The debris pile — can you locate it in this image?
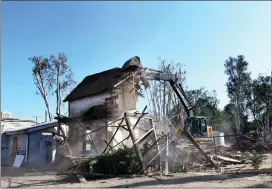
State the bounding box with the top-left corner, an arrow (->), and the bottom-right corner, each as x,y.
211,148 -> 246,167
231,132 -> 272,152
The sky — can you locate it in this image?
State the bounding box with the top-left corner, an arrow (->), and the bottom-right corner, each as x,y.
2,1 -> 271,122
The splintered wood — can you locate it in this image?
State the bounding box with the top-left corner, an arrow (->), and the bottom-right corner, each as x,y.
57,106 -> 163,176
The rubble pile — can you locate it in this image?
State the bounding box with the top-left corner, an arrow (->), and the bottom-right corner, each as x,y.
231,132 -> 272,152
166,137 -> 250,173
211,147 -> 246,167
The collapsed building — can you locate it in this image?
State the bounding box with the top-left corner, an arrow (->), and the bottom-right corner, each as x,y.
61,57 -> 160,159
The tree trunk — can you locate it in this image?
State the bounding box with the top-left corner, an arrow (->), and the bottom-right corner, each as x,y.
44,95 -> 52,121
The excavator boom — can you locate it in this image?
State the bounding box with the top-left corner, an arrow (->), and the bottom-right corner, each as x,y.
139,67 -> 215,168
141,67 -> 194,117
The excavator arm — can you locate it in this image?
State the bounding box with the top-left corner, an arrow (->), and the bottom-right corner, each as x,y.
139,67 -> 216,168
140,67 -> 194,117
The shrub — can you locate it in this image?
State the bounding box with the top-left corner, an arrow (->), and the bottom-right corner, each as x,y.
246,150 -> 267,170
79,147 -> 141,175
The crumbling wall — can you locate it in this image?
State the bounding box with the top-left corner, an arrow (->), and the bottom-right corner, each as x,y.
115,81 -> 137,112
67,78 -> 142,158
69,93 -> 117,118
83,120 -> 108,157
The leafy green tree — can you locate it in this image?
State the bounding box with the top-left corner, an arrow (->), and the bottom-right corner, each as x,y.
249,75 -> 272,133
224,55 -> 252,134
187,88 -> 220,125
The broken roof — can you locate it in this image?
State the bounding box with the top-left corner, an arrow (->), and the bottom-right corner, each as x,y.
64,56 -> 143,102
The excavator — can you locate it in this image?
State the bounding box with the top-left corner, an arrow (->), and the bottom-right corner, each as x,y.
139,67 -> 209,138
137,66 -> 216,167
123,56 -> 215,167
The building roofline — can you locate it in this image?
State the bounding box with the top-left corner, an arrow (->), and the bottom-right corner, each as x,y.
3,121 -> 60,135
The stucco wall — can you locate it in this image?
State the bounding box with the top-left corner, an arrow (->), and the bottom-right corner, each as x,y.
114,81 -> 137,112
68,80 -> 145,157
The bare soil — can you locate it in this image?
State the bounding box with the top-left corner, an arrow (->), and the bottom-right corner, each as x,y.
1,154 -> 271,188
1,168 -> 271,188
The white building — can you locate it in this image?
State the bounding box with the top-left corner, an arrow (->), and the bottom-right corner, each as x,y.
1,112 -> 12,119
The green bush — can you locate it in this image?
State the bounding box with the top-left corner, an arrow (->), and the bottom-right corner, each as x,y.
78,147 -> 141,175
246,150 -> 267,170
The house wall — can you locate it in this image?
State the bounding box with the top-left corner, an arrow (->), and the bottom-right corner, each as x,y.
1,134 -> 28,166
115,81 -> 137,112
15,134 -> 28,165
68,79 -> 142,157
81,116 -> 149,157
83,120 -> 108,157
1,134 -> 11,165
28,131 -> 55,166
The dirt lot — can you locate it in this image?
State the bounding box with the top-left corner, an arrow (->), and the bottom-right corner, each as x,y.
1,154 -> 271,188
1,168 -> 272,188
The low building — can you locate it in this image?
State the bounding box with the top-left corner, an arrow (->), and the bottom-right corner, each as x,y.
1,118 -> 36,134
1,121 -> 68,167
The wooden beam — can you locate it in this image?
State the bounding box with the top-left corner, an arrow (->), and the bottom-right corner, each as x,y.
102,117 -> 124,154
124,113 -> 145,170
149,119 -> 163,178
135,128 -> 154,145
183,129 -> 216,168
142,136 -> 164,157
133,106 -> 148,130
103,140 -> 113,150
111,136 -> 130,149
125,112 -> 149,118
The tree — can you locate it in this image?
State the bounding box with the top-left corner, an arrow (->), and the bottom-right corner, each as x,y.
187,88 -> 220,125
224,55 -> 252,134
49,53 -> 76,116
29,53 -> 76,121
249,75 -> 272,133
29,56 -> 53,121
146,58 -> 187,130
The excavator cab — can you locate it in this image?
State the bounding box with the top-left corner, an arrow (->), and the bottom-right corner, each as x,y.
185,116 -> 207,137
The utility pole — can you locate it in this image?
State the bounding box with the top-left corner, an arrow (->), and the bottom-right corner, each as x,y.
32,116 -> 41,124
45,110 -> 47,122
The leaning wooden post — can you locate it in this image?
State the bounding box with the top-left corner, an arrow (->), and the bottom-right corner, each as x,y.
124,113 -> 145,171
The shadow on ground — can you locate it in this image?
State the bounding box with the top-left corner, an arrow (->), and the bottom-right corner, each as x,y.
246,181 -> 272,188
2,174 -> 78,188
1,160 -> 72,177
108,173 -> 267,188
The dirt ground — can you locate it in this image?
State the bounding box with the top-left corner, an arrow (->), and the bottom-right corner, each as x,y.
1,154 -> 271,188
1,168 -> 272,188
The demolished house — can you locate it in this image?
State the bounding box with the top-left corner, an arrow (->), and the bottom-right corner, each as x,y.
57,56 -> 260,177
62,57 -> 160,158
